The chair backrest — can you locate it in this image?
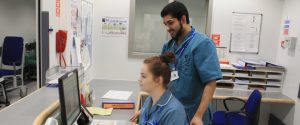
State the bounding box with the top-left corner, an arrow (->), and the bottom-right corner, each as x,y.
1,36 -> 24,67
245,89 -> 262,125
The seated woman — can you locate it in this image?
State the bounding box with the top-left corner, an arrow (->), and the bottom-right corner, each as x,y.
136,53 -> 189,125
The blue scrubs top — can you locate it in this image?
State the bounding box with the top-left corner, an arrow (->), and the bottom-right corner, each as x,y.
139,90 -> 189,125
161,27 -> 222,125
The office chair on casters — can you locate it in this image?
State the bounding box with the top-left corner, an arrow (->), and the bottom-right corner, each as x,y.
0,36 -> 27,106
212,89 -> 262,125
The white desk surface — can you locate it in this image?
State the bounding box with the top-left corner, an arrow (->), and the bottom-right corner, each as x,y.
0,79 -> 294,125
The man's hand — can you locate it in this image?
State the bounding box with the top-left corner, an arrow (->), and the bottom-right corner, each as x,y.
192,80 -> 216,125
190,116 -> 203,125
129,110 -> 141,123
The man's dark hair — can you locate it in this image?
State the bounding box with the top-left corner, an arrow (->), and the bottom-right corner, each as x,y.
161,1 -> 190,24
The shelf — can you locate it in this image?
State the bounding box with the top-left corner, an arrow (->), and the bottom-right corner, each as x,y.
217,81 -> 234,84
216,82 -> 234,89
221,68 -> 284,74
265,84 -> 281,87
220,67 -> 284,92
222,75 -> 282,81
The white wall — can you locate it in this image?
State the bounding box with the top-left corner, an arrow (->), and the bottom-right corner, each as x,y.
211,0 -> 283,63
92,0 -> 142,81
0,0 -> 36,44
41,0 -> 72,68
271,0 -> 300,124
41,0 -> 93,82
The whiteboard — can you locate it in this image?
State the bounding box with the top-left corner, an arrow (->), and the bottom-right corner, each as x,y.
229,12 -> 262,54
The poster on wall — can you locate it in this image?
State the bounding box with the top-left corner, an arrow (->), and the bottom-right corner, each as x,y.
229,12 -> 262,54
101,17 -> 128,37
283,19 -> 290,35
70,0 -> 93,70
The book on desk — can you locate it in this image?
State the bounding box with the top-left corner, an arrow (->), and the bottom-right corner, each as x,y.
102,101 -> 135,109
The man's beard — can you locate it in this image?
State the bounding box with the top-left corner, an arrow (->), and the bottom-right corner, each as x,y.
172,23 -> 184,41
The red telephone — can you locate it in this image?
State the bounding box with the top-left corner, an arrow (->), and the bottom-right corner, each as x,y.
56,30 -> 67,67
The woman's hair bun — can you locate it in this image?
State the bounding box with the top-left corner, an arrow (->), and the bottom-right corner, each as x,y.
160,51 -> 175,64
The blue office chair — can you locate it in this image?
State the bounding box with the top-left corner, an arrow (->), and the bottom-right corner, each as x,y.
0,36 -> 27,106
212,89 -> 262,125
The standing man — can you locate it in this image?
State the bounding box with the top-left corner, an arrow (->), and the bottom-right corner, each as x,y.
160,1 -> 222,125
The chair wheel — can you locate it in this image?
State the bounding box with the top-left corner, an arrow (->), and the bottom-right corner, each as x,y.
20,86 -> 28,98
5,101 -> 10,106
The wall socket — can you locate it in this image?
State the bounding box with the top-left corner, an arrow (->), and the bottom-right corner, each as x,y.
284,37 -> 297,49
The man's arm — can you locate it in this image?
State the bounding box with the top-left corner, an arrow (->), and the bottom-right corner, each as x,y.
191,80 -> 216,124
195,80 -> 216,118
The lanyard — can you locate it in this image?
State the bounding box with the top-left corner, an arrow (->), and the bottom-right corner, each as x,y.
171,30 -> 196,69
144,106 -> 163,125
144,111 -> 159,125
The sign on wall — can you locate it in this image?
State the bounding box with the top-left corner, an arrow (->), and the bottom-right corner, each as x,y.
101,17 -> 128,37
56,0 -> 60,17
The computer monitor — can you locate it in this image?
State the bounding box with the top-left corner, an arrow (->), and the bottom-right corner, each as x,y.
58,69 -> 81,125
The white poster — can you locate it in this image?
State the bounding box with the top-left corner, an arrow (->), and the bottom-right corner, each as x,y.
101,17 -> 128,37
230,12 -> 262,53
70,0 -> 93,70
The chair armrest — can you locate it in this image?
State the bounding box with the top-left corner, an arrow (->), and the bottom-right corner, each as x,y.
223,97 -> 246,111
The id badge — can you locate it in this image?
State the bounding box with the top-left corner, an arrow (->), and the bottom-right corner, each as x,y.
170,70 -> 179,81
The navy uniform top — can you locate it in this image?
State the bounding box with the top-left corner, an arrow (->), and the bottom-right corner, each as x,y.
161,27 -> 222,124
139,90 -> 189,125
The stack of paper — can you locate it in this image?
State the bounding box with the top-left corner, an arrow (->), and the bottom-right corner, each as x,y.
102,90 -> 132,100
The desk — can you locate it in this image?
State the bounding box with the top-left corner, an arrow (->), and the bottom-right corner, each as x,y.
0,79 -> 295,125
214,88 -> 295,104
0,79 -> 139,125
0,86 -> 58,125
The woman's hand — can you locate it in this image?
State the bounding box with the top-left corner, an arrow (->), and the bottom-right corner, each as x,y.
190,116 -> 203,125
130,110 -> 141,123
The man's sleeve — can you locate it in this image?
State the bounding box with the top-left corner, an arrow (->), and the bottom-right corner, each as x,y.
193,38 -> 222,85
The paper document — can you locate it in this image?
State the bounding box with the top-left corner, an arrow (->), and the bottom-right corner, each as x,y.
102,90 -> 132,100
48,79 -> 58,84
87,107 -> 113,116
91,120 -> 132,125
47,79 -> 59,87
91,120 -> 117,125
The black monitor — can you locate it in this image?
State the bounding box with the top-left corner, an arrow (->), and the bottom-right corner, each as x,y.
58,69 -> 81,125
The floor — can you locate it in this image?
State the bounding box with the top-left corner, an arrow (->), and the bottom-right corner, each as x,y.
0,79 -> 37,110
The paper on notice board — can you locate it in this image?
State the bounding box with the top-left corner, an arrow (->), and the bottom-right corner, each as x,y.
102,90 -> 132,100
230,12 -> 262,53
74,37 -> 82,63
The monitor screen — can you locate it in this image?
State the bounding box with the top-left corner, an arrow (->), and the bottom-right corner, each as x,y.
58,70 -> 81,125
